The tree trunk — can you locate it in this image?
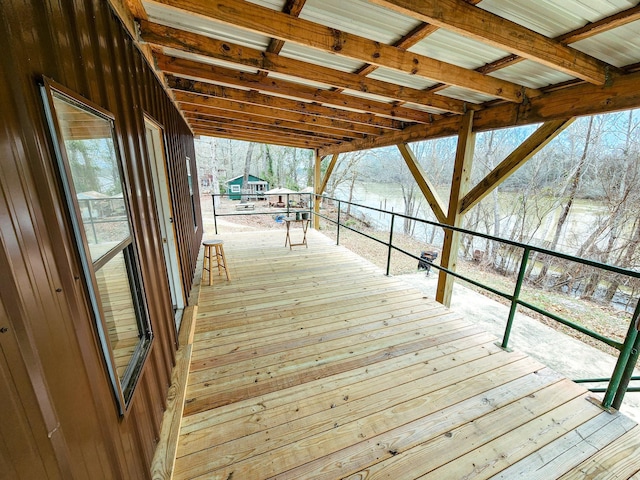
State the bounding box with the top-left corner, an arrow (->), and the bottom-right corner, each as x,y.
537,116 -> 593,285
241,142 -> 255,202
346,169 -> 357,217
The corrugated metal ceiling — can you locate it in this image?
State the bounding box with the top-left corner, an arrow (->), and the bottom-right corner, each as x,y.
134,0 -> 640,151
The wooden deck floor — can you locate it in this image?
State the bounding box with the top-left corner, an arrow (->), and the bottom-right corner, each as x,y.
174,230 -> 640,479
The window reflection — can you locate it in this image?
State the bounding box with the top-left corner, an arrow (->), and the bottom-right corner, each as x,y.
53,95 -> 131,262
94,251 -> 139,380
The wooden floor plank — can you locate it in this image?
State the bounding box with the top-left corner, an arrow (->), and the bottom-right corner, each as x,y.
418,392 -> 602,479
173,230 -> 639,480
558,426 -> 640,479
180,332 -> 497,435
496,412 -> 637,479
177,340 -> 508,460
281,367 -> 564,480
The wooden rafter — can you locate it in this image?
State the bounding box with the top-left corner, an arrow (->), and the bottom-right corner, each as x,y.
348,0 -> 483,83
343,23 -> 440,84
177,101 -> 378,139
557,5 -> 640,44
150,0 -> 536,102
371,0 -> 613,85
264,0 -> 306,55
168,79 -> 400,128
190,119 -> 338,144
155,54 -> 419,126
141,21 -> 469,114
319,69 -> 640,155
193,127 -> 325,149
181,111 -> 370,140
477,5 -> 640,77
188,117 -> 361,142
170,85 -> 384,136
460,118 -> 575,214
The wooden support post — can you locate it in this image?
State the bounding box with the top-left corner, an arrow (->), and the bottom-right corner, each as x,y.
313,151 -> 322,229
397,143 -> 447,223
436,111 -> 475,307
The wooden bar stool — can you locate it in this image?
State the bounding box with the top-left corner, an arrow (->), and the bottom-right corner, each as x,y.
202,239 -> 230,285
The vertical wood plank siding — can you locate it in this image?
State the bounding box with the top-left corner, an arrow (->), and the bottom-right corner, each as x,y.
0,0 -> 202,477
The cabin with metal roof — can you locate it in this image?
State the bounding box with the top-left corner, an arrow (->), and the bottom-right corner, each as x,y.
1,0 -> 640,478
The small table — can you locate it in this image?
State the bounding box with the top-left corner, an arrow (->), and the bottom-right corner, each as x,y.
284,216 -> 310,249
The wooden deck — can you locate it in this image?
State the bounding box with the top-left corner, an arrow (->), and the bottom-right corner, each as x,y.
174,230 -> 640,479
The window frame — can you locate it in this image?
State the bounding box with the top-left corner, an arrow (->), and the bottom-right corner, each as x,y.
41,78 -> 153,415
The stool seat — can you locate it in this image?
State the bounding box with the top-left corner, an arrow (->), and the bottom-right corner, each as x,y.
202,239 -> 230,285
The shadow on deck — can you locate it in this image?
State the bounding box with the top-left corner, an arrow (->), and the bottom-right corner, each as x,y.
174,229 -> 640,479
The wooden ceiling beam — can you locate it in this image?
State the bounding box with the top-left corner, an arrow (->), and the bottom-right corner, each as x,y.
173,90 -> 391,135
189,118 -> 345,143
193,127 -> 323,149
168,77 -> 388,136
187,115 -> 363,142
150,0 -> 535,102
349,23 -> 440,80
194,122 -> 329,145
371,0 -> 613,85
477,5 -> 640,76
264,0 -> 306,55
155,54 -> 415,128
557,5 -> 640,44
182,110 -> 369,140
347,0 -> 484,84
159,59 -> 433,125
319,69 -> 640,156
176,97 -> 381,137
141,21 -> 469,115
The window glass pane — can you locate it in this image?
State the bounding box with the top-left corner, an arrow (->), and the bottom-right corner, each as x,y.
52,93 -> 131,262
94,250 -> 141,381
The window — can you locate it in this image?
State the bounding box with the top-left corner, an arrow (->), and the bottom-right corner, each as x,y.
42,80 -> 152,414
231,184 -> 241,193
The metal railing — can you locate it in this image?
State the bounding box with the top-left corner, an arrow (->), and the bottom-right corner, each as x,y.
211,192 -> 640,411
211,192 -> 313,235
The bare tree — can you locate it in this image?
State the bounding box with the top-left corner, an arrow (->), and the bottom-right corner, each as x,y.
241,142 -> 255,202
536,116 -> 594,285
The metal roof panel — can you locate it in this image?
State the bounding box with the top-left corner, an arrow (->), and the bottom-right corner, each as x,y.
143,0 -> 271,49
478,0 -> 636,37
490,60 -> 575,89
279,43 -> 365,73
300,0 -> 421,44
572,21 -> 640,67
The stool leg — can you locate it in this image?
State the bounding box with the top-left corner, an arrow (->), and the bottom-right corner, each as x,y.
219,245 -> 231,281
204,245 -> 212,286
213,244 -> 222,277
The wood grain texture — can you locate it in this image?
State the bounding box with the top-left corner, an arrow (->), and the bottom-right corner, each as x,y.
172,230 -> 638,479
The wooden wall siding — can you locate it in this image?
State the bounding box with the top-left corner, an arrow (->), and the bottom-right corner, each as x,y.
0,0 -> 201,478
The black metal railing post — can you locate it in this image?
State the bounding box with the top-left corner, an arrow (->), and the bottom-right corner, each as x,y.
386,213 -> 395,276
212,194 -> 218,235
336,200 -> 341,246
86,200 -> 99,243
